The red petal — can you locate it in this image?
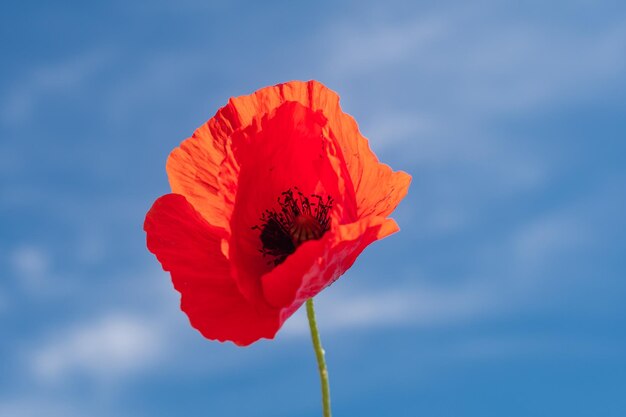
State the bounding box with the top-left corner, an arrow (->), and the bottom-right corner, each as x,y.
144,194 -> 279,346
226,101 -> 358,304
166,80 -> 410,231
228,80 -> 411,218
166,124 -> 233,232
261,216 -> 399,315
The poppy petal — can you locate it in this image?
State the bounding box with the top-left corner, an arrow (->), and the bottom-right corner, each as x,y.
261,216 -> 399,311
227,80 -> 411,218
167,80 -> 409,230
225,101 -> 359,305
166,123 -> 233,232
144,193 -> 279,346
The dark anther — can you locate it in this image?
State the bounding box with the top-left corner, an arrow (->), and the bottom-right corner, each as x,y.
252,188 -> 333,265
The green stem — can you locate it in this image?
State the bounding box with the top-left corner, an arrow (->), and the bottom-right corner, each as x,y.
306,298 -> 332,417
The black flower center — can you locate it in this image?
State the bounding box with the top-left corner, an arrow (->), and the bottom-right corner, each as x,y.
253,188 -> 333,265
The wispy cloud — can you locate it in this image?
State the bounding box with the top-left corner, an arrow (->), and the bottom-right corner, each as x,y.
1,48 -> 114,126
512,211 -> 587,269
9,245 -> 50,294
324,10 -> 626,117
0,399 -> 85,417
29,312 -> 163,384
282,282 -> 499,337
360,112 -> 440,153
324,15 -> 447,77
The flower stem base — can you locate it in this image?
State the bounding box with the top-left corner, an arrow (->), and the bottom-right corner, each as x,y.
306,298 -> 332,417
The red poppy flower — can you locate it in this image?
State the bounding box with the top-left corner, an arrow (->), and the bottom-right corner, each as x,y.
144,80 -> 411,346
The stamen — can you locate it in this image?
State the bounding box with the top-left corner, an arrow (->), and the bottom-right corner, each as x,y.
252,188 -> 333,265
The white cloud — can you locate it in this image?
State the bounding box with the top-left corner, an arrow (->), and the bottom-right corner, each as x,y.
101,50 -> 217,125
513,212 -> 586,268
281,283 -> 498,337
324,10 -> 626,118
9,245 -> 50,292
10,245 -> 49,277
1,48 -> 113,125
0,400 -> 83,417
30,313 -> 163,383
74,228 -> 107,267
324,16 -> 447,76
450,23 -> 626,115
361,112 -> 440,152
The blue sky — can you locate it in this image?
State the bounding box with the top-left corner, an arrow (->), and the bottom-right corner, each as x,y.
1,1 -> 626,416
